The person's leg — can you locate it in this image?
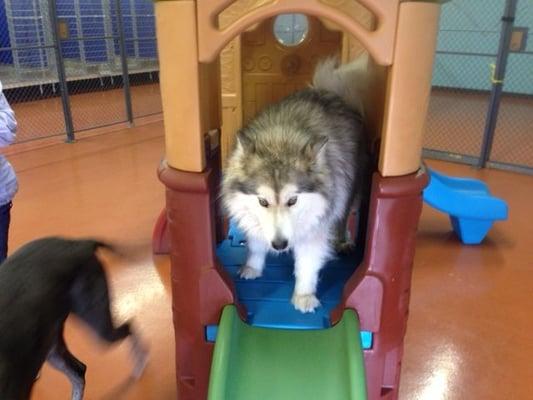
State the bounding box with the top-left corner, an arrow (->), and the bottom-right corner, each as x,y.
0,201 -> 12,263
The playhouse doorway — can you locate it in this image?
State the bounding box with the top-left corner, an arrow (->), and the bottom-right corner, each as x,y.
219,14 -> 346,163
240,14 -> 342,124
218,6 -> 375,164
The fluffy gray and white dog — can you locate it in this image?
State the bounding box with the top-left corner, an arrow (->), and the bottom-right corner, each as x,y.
221,56 -> 371,313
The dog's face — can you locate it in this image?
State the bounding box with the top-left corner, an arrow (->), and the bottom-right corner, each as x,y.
222,132 -> 329,251
227,182 -> 328,251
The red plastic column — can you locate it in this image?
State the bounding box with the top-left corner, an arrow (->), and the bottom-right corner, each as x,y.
158,149 -> 235,400
333,170 -> 428,400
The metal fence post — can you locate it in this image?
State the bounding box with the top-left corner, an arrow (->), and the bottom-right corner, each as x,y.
478,0 -> 518,168
114,0 -> 134,125
47,0 -> 75,142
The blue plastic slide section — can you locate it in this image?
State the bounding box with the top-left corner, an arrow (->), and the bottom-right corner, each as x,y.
215,221 -> 373,348
205,324 -> 373,350
423,168 -> 508,244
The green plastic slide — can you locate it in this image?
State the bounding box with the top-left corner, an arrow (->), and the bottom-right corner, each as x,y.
208,306 -> 367,400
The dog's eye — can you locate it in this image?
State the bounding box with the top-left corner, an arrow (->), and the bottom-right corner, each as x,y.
258,197 -> 269,208
287,196 -> 298,207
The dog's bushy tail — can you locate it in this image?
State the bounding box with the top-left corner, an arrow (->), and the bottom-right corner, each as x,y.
312,53 -> 369,116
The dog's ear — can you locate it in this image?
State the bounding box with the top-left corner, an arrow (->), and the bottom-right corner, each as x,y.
236,131 -> 255,153
302,136 -> 328,159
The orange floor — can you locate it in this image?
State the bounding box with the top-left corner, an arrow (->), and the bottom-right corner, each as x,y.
8,124 -> 175,400
4,123 -> 533,399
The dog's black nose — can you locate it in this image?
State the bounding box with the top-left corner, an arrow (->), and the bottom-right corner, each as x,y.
271,239 -> 288,250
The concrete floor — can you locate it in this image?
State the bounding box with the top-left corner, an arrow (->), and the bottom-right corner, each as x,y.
5,122 -> 533,399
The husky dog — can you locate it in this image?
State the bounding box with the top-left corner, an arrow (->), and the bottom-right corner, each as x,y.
221,56 -> 371,313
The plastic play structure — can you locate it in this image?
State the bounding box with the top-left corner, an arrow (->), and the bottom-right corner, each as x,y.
152,1 -> 445,399
423,168 -> 508,244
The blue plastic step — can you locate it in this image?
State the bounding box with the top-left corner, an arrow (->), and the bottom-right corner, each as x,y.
216,222 -> 364,330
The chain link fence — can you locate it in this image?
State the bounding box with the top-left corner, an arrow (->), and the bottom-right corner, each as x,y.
120,0 -> 161,118
0,0 -> 67,141
424,0 -> 533,174
0,0 -> 161,143
489,0 -> 533,172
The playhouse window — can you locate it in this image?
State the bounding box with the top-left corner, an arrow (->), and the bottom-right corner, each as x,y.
273,14 -> 309,47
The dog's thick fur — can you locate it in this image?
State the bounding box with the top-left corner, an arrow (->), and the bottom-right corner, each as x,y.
0,237 -> 147,400
222,56 -> 371,313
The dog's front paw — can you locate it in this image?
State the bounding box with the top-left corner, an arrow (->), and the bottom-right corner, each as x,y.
239,265 -> 262,280
291,293 -> 321,313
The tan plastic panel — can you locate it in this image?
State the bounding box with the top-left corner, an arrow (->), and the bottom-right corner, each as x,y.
219,0 -> 276,29
155,1 -> 205,171
364,56 -> 387,143
322,0 -> 375,37
220,37 -> 243,166
199,61 -> 222,134
378,1 -> 440,176
197,0 -> 399,66
219,4 -> 246,166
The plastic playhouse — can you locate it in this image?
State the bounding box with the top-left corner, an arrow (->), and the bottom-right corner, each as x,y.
423,168 -> 508,245
152,1 -> 445,399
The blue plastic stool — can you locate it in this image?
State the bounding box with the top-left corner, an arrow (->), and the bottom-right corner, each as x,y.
423,168 -> 508,244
